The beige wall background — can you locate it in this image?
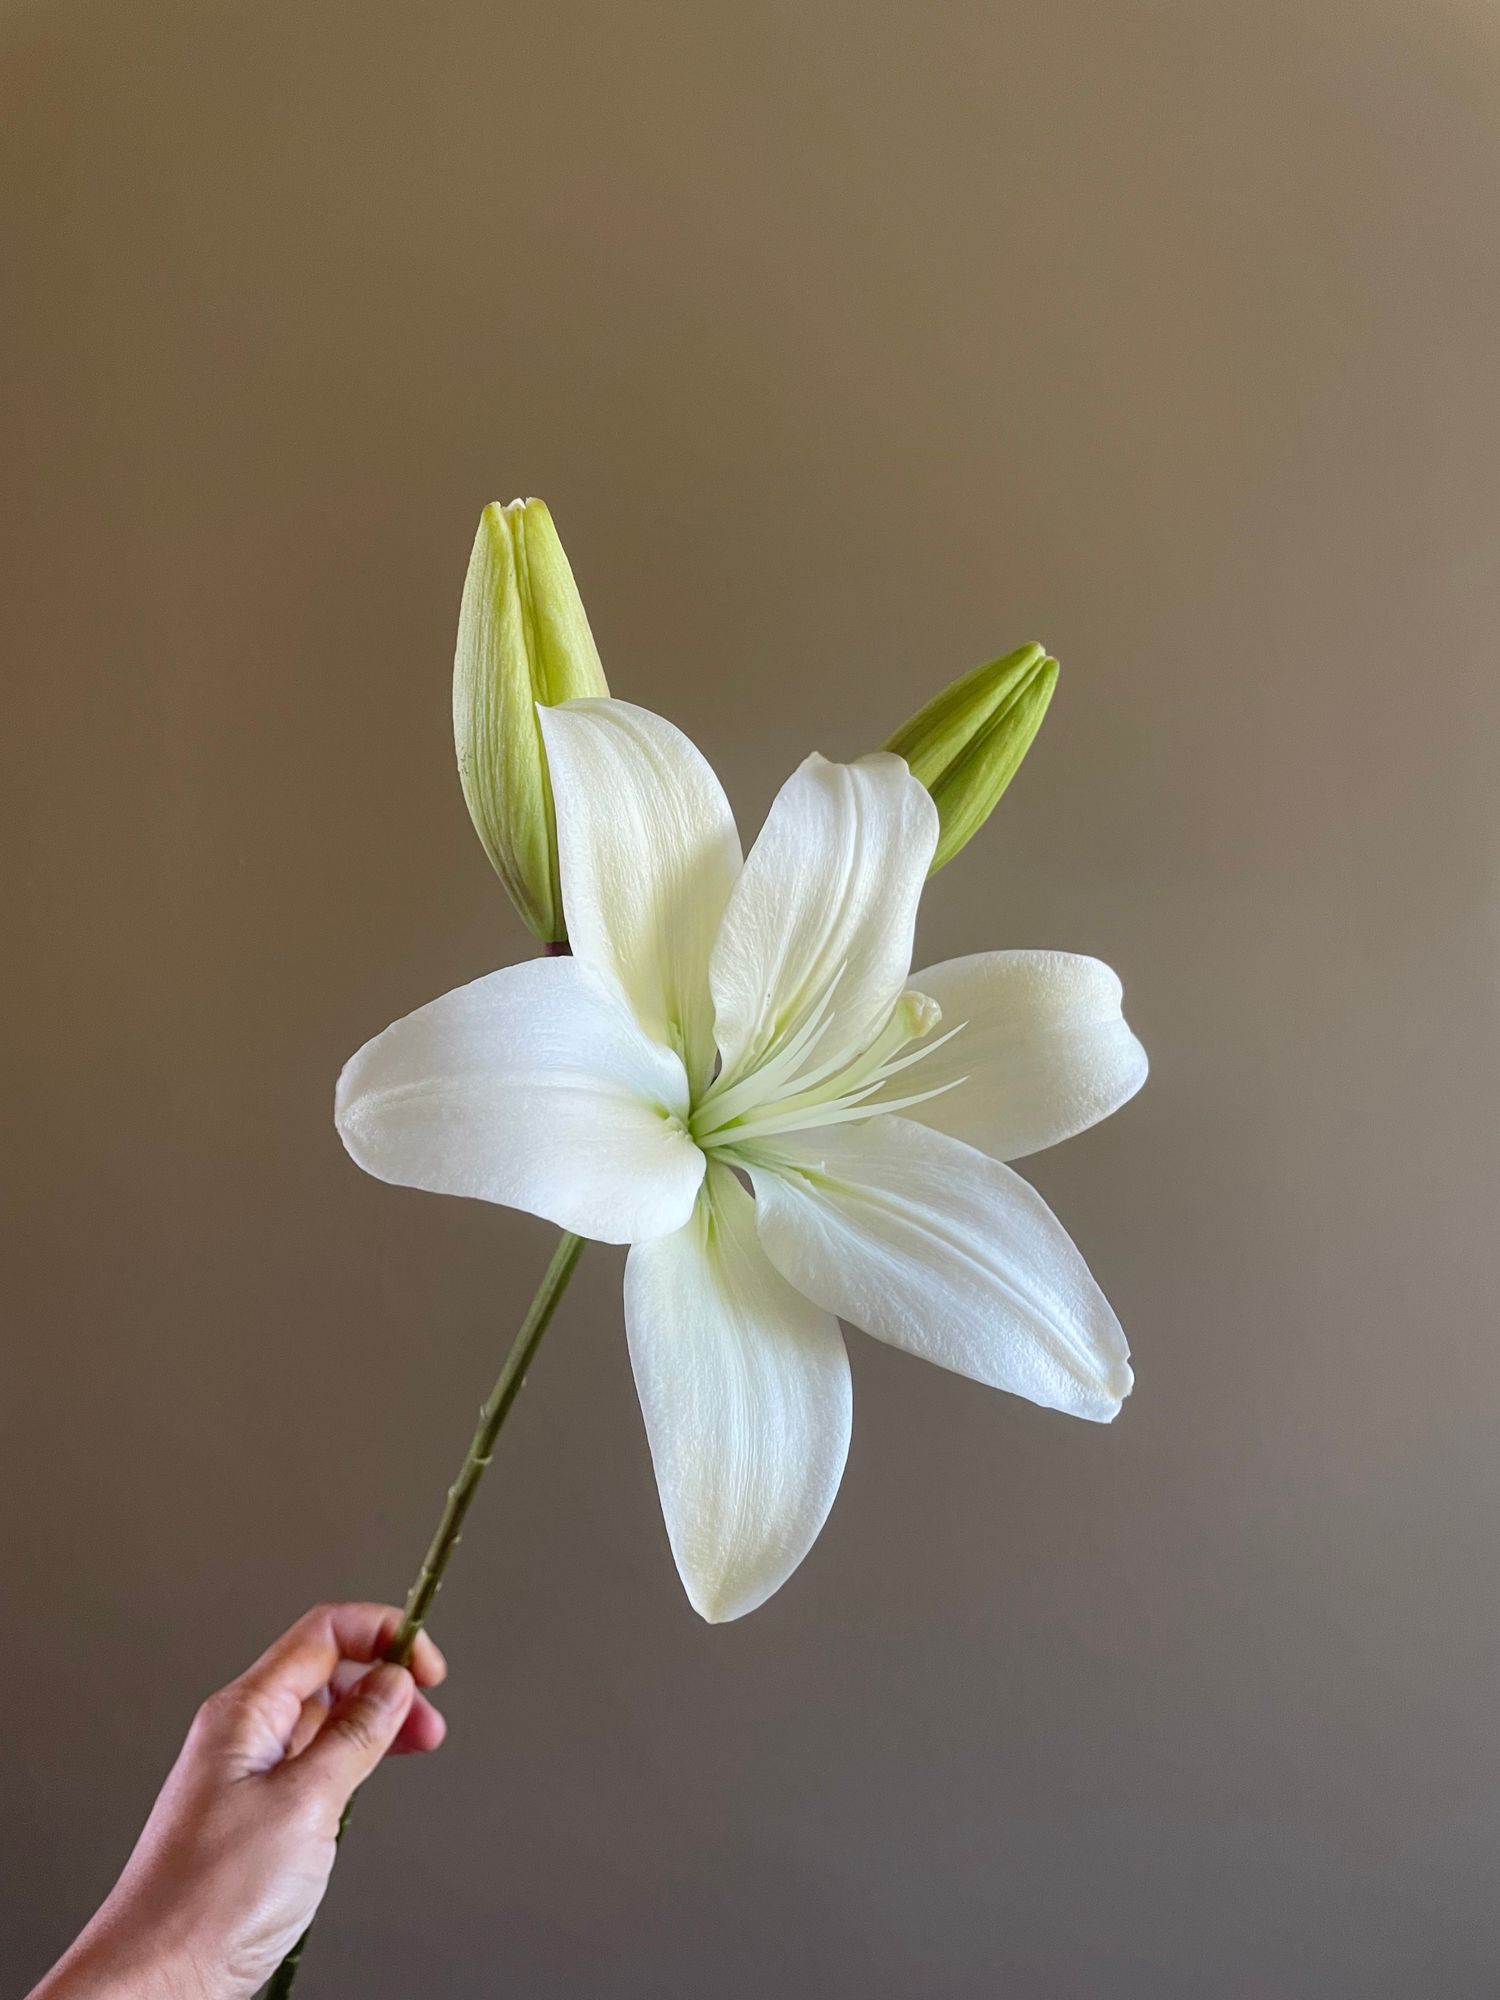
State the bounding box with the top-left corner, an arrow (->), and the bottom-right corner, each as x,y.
4,2 -> 1499,1994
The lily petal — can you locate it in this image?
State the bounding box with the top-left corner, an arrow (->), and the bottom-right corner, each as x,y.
540,700 -> 741,1095
708,752 -> 938,1092
747,1116 -> 1132,1421
336,957 -> 705,1244
624,1164 -> 852,1622
870,951 -> 1148,1161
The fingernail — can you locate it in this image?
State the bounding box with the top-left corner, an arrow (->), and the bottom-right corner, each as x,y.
362,1663 -> 410,1712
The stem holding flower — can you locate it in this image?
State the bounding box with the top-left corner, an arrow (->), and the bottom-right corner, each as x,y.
263,1228 -> 586,1998
384,1228 -> 585,1665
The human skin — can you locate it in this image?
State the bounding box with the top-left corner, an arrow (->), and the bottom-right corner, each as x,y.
26,1603 -> 448,2000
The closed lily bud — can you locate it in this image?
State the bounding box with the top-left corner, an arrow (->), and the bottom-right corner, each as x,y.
885,642 -> 1058,873
453,499 -> 609,942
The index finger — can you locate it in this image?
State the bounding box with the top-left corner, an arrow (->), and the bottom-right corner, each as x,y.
236,1602 -> 447,1704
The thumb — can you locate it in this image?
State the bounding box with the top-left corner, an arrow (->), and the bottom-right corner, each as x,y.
292,1663 -> 415,1806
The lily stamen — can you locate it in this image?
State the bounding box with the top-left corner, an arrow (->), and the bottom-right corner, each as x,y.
691,990 -> 952,1146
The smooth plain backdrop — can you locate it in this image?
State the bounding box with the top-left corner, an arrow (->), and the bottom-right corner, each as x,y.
4,2 -> 1499,1995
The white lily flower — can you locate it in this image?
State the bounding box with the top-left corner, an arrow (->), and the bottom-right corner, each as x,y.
336,701 -> 1147,1622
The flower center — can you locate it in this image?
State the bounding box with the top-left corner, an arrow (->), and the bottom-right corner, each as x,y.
688,988 -> 964,1154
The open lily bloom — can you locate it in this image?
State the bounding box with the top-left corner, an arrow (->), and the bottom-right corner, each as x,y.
337,701 -> 1147,1621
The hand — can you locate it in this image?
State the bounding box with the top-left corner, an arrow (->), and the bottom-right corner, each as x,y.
29,1603 -> 448,2000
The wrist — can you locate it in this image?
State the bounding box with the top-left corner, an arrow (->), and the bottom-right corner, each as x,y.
29,1910 -> 214,2000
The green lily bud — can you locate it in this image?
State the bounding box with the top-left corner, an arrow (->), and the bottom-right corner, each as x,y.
453,499 -> 609,943
885,642 -> 1058,873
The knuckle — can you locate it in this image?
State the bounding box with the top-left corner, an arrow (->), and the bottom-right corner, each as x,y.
194,1678 -> 284,1748
192,1684 -> 239,1734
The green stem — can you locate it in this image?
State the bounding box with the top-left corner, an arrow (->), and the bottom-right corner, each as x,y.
262,1228 -> 586,1999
